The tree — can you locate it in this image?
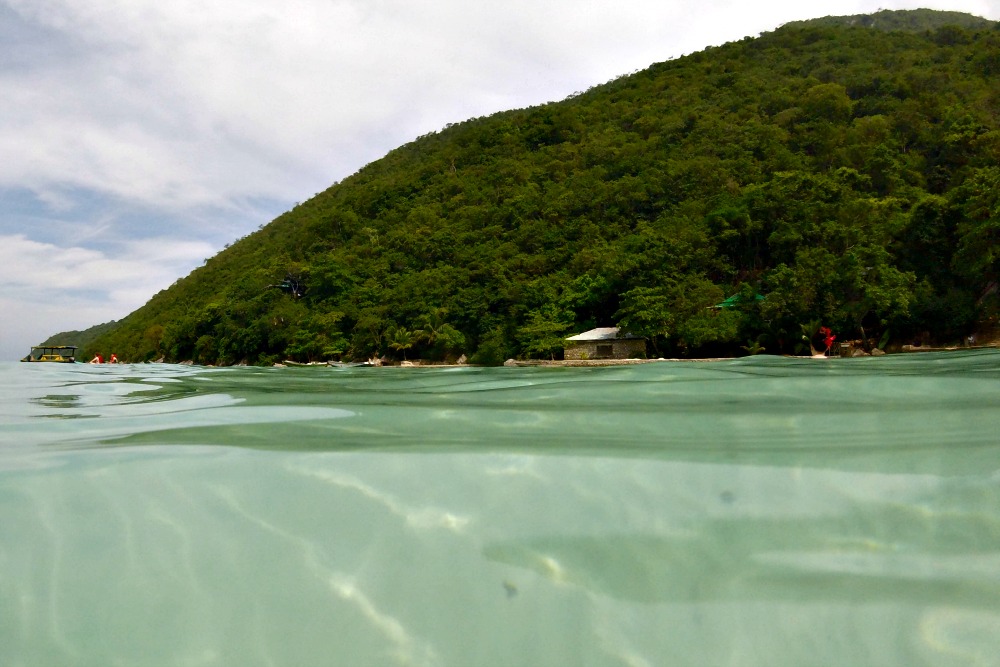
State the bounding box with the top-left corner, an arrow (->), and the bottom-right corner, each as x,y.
953,167 -> 1000,292
615,287 -> 674,354
414,308 -> 466,360
517,306 -> 573,359
386,325 -> 416,360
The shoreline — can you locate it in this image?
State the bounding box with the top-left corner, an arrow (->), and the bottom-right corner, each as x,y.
91,343 -> 996,368
501,357 -> 729,367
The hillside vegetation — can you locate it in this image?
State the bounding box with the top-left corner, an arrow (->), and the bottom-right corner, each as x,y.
785,7 -> 995,31
87,11 -> 1000,364
42,320 -> 119,350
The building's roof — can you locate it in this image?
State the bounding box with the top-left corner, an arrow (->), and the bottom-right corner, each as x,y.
714,293 -> 765,309
565,327 -> 642,342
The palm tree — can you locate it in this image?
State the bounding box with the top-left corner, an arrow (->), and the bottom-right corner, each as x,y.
386,325 -> 415,360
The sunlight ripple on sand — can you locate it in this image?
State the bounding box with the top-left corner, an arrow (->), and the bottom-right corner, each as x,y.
288,466 -> 470,533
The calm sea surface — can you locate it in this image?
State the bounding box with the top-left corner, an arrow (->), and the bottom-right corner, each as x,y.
2,352 -> 1000,666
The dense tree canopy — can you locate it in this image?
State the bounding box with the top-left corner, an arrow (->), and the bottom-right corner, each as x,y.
81,11 -> 1000,364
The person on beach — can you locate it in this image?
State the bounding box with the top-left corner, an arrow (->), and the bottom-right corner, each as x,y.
822,327 -> 836,352
810,326 -> 836,357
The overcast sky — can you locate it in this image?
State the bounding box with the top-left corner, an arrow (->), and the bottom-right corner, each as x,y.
2,0 -> 998,360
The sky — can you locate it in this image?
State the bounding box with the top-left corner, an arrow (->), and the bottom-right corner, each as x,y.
2,0 -> 998,360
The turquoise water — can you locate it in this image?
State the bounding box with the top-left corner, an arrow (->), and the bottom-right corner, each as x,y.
2,352 -> 1000,666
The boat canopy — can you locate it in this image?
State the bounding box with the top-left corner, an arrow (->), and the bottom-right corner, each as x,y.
21,345 -> 78,363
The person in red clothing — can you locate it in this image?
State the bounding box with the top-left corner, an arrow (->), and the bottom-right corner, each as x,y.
109,353 -> 119,364
821,326 -> 836,352
809,326 -> 836,356
89,354 -> 103,364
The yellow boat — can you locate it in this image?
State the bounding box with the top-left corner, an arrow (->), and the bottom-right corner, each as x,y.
21,345 -> 79,363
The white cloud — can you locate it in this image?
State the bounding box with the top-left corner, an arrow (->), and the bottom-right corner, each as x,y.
0,233 -> 212,294
0,234 -> 213,359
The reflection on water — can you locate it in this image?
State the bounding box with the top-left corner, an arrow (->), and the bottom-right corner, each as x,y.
1,352 -> 1000,666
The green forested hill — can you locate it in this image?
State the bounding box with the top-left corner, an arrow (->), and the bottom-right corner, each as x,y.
42,320 -> 119,350
785,8 -> 996,31
88,11 -> 1000,364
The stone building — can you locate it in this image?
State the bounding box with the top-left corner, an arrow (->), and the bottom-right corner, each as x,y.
564,327 -> 646,360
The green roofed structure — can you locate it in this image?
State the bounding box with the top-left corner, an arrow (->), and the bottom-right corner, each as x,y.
714,293 -> 765,309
